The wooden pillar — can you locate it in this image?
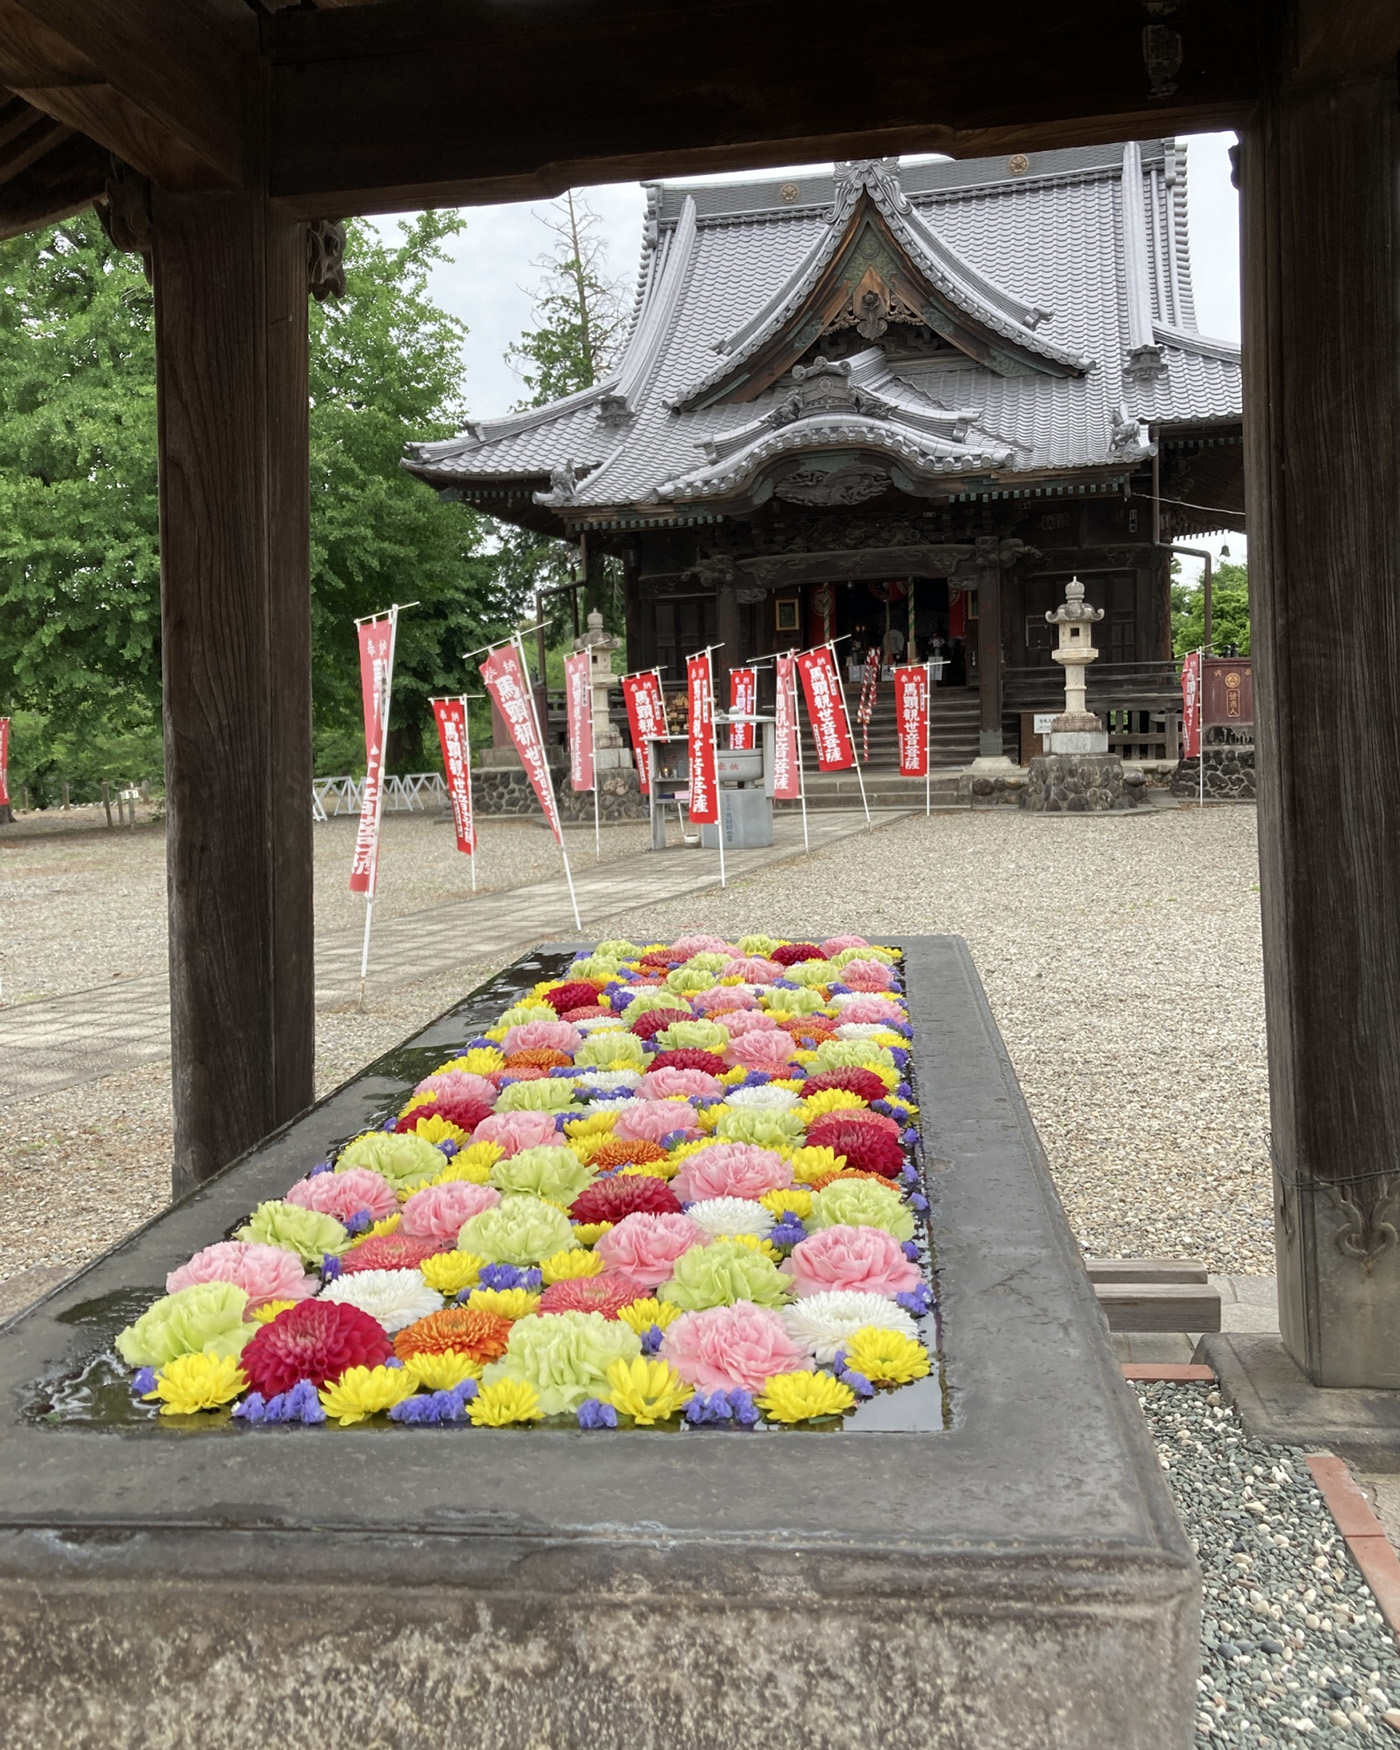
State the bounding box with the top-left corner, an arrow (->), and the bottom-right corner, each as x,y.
976,565 -> 1004,757
151,190 -> 315,1199
1242,65 -> 1400,1387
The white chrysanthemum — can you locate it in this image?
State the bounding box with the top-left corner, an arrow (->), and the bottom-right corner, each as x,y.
320,1268 -> 442,1333
781,1291 -> 920,1364
571,1068 -> 643,1090
829,993 -> 904,1013
574,1016 -> 626,1034
684,1197 -> 776,1239
835,1022 -> 901,1040
722,1084 -> 799,1112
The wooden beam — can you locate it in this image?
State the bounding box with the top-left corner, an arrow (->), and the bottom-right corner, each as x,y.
0,123 -> 105,238
266,0 -> 1269,216
0,0 -> 253,191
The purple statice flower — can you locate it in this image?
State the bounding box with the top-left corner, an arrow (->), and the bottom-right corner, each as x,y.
896,1286 -> 935,1318
465,1037 -> 495,1052
892,1022 -> 914,1040
742,1070 -> 771,1088
890,1047 -> 910,1070
898,1164 -> 918,1188
554,1112 -> 571,1131
321,1254 -> 342,1281
131,1367 -> 157,1396
436,1139 -> 459,1157
343,1209 -> 372,1237
900,1240 -> 921,1262
549,1067 -> 576,1078
727,1389 -> 760,1427
826,982 -> 850,996
284,1379 -> 326,1423
456,1379 -> 479,1404
909,1192 -> 929,1214
773,978 -> 799,991
309,1161 -> 333,1177
383,1356 -> 405,1369
640,1324 -> 665,1356
477,1263 -> 541,1293
660,1130 -> 689,1151
381,1118 -> 398,1133
391,1388 -> 467,1425
577,1398 -> 618,1430
233,1392 -> 267,1423
835,1363 -> 874,1399
895,1083 -> 913,1101
768,1218 -> 806,1250
684,1391 -> 733,1426
902,1127 -> 920,1149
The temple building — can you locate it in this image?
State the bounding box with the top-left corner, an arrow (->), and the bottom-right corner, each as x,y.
405,143 -> 1243,765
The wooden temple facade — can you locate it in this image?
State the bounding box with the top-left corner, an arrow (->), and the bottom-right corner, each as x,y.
406,146 -> 1243,760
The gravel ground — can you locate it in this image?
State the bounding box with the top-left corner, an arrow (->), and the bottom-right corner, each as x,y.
1139,1382 -> 1400,1744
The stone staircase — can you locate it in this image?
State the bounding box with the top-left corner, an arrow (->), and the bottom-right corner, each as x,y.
775,684 -> 982,811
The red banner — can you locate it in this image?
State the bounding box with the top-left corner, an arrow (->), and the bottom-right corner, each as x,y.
431,697 -> 476,855
350,616 -> 394,895
686,653 -> 719,825
797,646 -> 855,771
563,650 -> 594,792
622,671 -> 666,796
1181,651 -> 1201,758
481,642 -> 562,844
894,664 -> 929,777
0,716 -> 9,808
772,655 -> 801,800
728,667 -> 756,751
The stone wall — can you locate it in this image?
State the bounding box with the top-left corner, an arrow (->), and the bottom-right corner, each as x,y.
1022,752 -> 1146,812
1171,746 -> 1256,801
474,757 -> 649,822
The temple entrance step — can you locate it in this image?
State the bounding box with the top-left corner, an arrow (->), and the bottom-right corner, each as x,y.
774,770 -> 969,811
793,685 -> 982,770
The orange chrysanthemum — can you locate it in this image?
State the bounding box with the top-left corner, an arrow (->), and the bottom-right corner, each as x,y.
779,1017 -> 838,1041
393,1306 -> 512,1365
804,1168 -> 898,1194
588,1138 -> 667,1172
504,1048 -> 573,1070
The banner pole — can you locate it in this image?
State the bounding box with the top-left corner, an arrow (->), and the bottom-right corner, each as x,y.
789,653 -> 810,853
519,632 -> 581,931
925,660 -> 932,818
592,682 -> 601,861
1198,647 -> 1205,811
828,641 -> 870,825
712,650 -> 726,890
359,602 -> 400,1010
461,694 -> 478,893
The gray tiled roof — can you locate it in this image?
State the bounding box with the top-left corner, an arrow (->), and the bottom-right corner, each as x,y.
404,141 -> 1241,521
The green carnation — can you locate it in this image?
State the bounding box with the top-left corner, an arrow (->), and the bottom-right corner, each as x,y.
570,954 -> 624,982
337,1130 -> 444,1190
238,1200 -> 351,1263
116,1282 -> 252,1369
498,1001 -> 558,1028
659,1240 -> 793,1312
770,986 -> 826,1014
494,1077 -> 578,1113
655,1018 -> 729,1053
681,951 -> 729,973
809,1038 -> 897,1075
714,1107 -> 804,1146
490,1146 -> 595,1204
593,939 -> 642,960
622,989 -> 690,1023
807,1178 -> 915,1242
828,945 -> 899,968
574,1031 -> 647,1071
786,959 -> 833,987
664,967 -> 717,995
482,1309 -> 641,1415
738,934 -> 782,957
458,1194 -> 575,1265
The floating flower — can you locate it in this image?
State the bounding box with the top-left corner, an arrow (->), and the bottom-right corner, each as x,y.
401,1181 -> 501,1243
662,1302 -> 810,1394
284,1167 -> 399,1225
669,935 -> 730,958
539,1247 -> 607,1284
401,1349 -> 483,1391
468,1380 -> 545,1427
613,1099 -> 701,1146
570,1175 -> 682,1227
502,1019 -> 582,1057
398,1112 -> 472,1148
635,1067 -> 724,1101
494,1077 -> 577,1114
541,980 -> 602,1015
319,1364 -> 417,1426
798,1088 -> 868,1123
760,1187 -> 813,1221
807,1177 -> 915,1242
648,1048 -> 728,1077
431,1141 -> 503,1185
660,1239 -> 792,1313
835,957 -> 896,991
251,1298 -> 299,1325
726,1031 -> 799,1075
458,1194 -> 575,1265
842,1326 -> 930,1385
394,1304 -> 512,1364
538,1273 -> 648,1319
240,1299 -> 392,1396
804,1116 -> 905,1178
712,1107 -> 804,1148
723,1083 -> 799,1112
236,1200 -> 350,1265
321,1268 -> 443,1333
418,1249 -> 486,1296
820,936 -> 868,956
800,1066 -> 889,1103
473,1110 -> 564,1155
166,1241 -> 316,1309
781,1291 -> 920,1364
672,1143 -> 791,1203
594,1212 -> 708,1288
626,1003 -> 693,1037
684,1197 -> 776,1241
144,1352 -> 247,1416
756,1371 -> 854,1424
116,1282 -> 253,1369
603,1356 -> 692,1424
574,1031 -> 647,1071
787,1146 -> 847,1183
411,1069 -> 497,1109
784,1225 -> 922,1300
481,1310 -> 641,1416
463,1286 -> 541,1321
336,1130 -> 445,1191
616,1296 -> 684,1336
341,1233 -> 448,1274
489,1145 -> 593,1205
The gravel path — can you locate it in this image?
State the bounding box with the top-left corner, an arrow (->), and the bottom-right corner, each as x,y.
1139,1381 -> 1400,1744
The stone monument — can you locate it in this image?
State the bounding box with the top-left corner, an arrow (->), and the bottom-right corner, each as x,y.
574,608 -> 629,773
1022,577 -> 1141,811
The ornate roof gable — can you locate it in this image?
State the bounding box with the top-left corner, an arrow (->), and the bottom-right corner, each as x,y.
673,158 -> 1091,412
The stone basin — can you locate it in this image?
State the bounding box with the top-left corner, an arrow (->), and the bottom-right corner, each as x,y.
0,936 -> 1197,1747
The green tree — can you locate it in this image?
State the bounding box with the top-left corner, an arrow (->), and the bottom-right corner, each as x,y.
505,192 -> 628,406
1171,559 -> 1250,656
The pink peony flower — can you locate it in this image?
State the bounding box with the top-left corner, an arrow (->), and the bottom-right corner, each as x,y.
729,1031 -> 798,1073
400,1180 -> 501,1242
784,1225 -> 922,1299
412,1070 -> 497,1108
670,935 -> 730,958
284,1166 -> 399,1224
166,1240 -> 316,1308
502,1019 -> 581,1058
595,1212 -> 709,1289
635,1067 -> 724,1101
821,936 -> 868,956
838,957 -> 895,991
613,1099 -> 701,1145
671,1143 -> 792,1203
662,1302 -> 811,1393
720,956 -> 783,984
837,995 -> 905,1024
473,1110 -> 561,1154
719,1009 -> 779,1038
690,985 -> 759,1015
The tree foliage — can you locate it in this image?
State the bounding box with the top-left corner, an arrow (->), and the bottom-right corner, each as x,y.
505,192 -> 628,407
1171,559 -> 1250,656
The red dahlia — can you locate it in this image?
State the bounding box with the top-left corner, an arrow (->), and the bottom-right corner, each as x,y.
340,1234 -> 448,1273
649,1048 -> 726,1076
395,1103 -> 439,1132
432,1096 -> 495,1134
636,952 -> 678,973
538,1273 -> 648,1319
800,1068 -> 887,1103
629,1008 -> 693,1041
241,1300 -> 392,1396
804,1117 -> 905,1178
771,943 -> 827,965
543,981 -> 602,1015
569,1174 -> 682,1225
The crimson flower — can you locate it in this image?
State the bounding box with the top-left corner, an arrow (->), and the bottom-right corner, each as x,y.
570,1174 -> 682,1225
340,1234 -> 448,1274
771,943 -> 827,965
629,1008 -> 693,1041
800,1067 -> 887,1103
649,1048 -> 727,1077
543,980 -> 602,1015
240,1299 -> 392,1396
804,1117 -> 905,1177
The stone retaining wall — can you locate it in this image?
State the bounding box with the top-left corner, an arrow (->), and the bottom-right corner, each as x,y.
1171,747 -> 1256,801
1023,752 -> 1146,812
474,758 -> 648,822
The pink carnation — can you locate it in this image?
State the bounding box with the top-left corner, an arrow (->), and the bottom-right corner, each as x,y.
502,1019 -> 581,1057
838,957 -> 895,991
670,935 -> 730,958
473,1110 -> 561,1154
837,995 -> 905,1024
719,1009 -> 779,1038
690,985 -> 759,1015
400,1180 -> 501,1242
412,1070 -> 497,1108
166,1241 -> 316,1308
595,1212 -> 709,1289
729,1031 -> 798,1073
671,1143 -> 792,1203
784,1225 -> 922,1299
636,1067 -> 724,1101
284,1166 -> 398,1223
662,1302 -> 810,1394
720,956 -> 783,984
821,936 -> 868,956
613,1099 -> 701,1145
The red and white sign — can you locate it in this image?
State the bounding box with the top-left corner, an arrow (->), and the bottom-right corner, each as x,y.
1181,651 -> 1202,758
622,671 -> 666,795
0,716 -> 9,808
797,646 -> 856,771
563,651 -> 594,792
686,653 -> 719,825
431,697 -> 476,855
481,641 -> 562,844
349,616 -> 395,895
894,664 -> 929,777
772,655 -> 801,800
728,667 -> 756,751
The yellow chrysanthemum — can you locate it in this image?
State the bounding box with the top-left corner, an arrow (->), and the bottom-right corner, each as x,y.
603,1357 -> 692,1425
540,1248 -> 606,1284
251,1298 -> 298,1325
466,1287 -> 541,1322
618,1159 -> 678,1181
760,1188 -> 813,1221
661,1138 -> 709,1163
615,1296 -> 683,1336
768,1077 -> 804,1092
756,1370 -> 855,1424
431,1141 -> 502,1187
717,1066 -> 748,1086
531,979 -> 568,997
788,1146 -> 849,1183
564,1112 -> 618,1141
468,1379 -> 544,1427
843,1327 -> 931,1386
728,1233 -> 781,1263
717,975 -> 746,986
402,1349 -> 482,1391
318,1364 -> 416,1426
570,1222 -> 614,1248
352,1212 -> 403,1244
419,1249 -> 485,1295
764,1009 -> 800,1025
435,1047 -> 504,1076
798,1089 -> 868,1122
144,1352 -> 247,1416
405,1114 -> 470,1147
482,1026 -> 510,1043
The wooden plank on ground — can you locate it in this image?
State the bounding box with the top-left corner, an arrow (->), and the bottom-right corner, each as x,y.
1095,1281 -> 1222,1333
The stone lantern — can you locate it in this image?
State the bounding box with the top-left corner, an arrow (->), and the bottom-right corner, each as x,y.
1047,576 -> 1108,753
574,607 -> 629,768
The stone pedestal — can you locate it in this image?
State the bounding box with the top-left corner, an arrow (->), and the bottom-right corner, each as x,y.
1170,747 -> 1256,800
1022,751 -> 1143,812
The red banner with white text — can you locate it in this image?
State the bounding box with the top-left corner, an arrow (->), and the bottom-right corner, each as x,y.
797,646 -> 856,771
1181,652 -> 1201,758
563,651 -> 594,792
686,653 -> 719,825
0,716 -> 9,808
349,617 -> 394,895
728,667 -> 756,751
894,664 -> 929,778
481,643 -> 562,844
772,656 -> 801,800
622,671 -> 666,796
431,697 -> 476,855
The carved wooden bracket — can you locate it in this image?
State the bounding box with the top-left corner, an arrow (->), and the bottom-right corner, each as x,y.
307,219 -> 346,302
94,159 -> 153,282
